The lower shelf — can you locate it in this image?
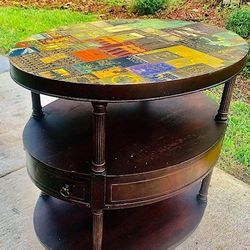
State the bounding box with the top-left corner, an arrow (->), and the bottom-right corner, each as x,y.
34,183 -> 206,250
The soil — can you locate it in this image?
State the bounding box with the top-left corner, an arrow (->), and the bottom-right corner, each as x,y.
0,0 -> 226,26
235,75 -> 250,104
157,0 -> 225,27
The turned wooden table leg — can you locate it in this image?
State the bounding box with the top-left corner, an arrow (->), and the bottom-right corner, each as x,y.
197,171 -> 213,203
198,77 -> 236,203
31,92 -> 43,119
215,77 -> 236,123
92,209 -> 104,250
91,102 -> 107,250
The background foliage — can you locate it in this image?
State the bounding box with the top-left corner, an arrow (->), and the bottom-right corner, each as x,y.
132,0 -> 166,14
226,7 -> 250,38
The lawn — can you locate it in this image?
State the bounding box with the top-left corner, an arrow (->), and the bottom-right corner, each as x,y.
0,7 -> 96,54
206,86 -> 250,182
0,6 -> 249,183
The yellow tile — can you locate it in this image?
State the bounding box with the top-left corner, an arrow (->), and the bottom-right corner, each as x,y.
93,67 -> 122,78
100,73 -> 144,85
116,32 -> 144,41
39,71 -> 54,78
142,48 -> 175,55
53,69 -> 70,76
40,53 -> 67,63
104,25 -> 132,33
165,45 -> 224,68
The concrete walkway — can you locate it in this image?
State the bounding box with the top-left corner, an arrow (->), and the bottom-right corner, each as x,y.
0,62 -> 249,250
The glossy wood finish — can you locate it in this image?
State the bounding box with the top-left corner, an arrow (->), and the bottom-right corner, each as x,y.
24,93 -> 226,209
92,103 -> 107,173
92,210 -> 104,250
10,59 -> 247,102
91,103 -> 107,250
107,141 -> 222,208
34,183 -> 206,250
26,153 -> 90,206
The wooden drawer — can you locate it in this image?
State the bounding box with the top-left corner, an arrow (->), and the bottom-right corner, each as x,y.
26,153 -> 90,206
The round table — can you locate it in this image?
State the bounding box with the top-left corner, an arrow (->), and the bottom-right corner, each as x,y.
9,19 -> 248,250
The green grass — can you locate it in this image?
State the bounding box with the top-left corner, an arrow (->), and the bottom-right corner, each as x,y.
205,87 -> 250,179
224,102 -> 250,169
0,7 -> 97,54
104,0 -> 128,7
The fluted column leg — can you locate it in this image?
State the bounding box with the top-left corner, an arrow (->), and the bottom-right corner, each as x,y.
91,102 -> 107,250
215,77 -> 236,123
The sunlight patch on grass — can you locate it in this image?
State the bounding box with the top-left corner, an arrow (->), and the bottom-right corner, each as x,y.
224,101 -> 250,171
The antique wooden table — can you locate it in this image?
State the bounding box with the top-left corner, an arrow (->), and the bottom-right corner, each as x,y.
9,19 -> 248,250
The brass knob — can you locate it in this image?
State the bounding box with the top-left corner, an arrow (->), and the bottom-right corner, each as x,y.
60,184 -> 70,198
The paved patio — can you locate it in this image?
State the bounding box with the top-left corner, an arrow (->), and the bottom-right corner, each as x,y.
0,60 -> 249,250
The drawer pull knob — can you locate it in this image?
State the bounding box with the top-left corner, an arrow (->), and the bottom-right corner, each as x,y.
60,184 -> 70,198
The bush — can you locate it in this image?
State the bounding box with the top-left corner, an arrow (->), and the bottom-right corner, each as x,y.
242,46 -> 250,79
132,0 -> 166,15
226,7 -> 250,38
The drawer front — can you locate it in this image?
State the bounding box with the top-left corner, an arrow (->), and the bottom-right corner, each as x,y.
106,139 -> 222,208
26,153 -> 90,205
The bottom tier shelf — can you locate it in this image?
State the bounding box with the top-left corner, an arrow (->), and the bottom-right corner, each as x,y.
34,183 -> 206,250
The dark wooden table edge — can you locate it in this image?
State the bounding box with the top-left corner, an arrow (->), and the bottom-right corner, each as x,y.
9,55 -> 247,102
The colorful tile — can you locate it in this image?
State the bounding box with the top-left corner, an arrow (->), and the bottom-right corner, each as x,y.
101,41 -> 146,58
129,63 -> 175,78
73,59 -> 116,73
73,48 -> 111,62
137,50 -> 180,63
9,47 -> 38,57
173,64 -> 215,77
100,72 -> 144,84
111,56 -> 146,67
9,19 -> 248,85
165,45 -> 224,68
40,53 -> 67,64
126,19 -> 193,30
133,37 -> 173,51
114,32 -> 145,41
92,67 -> 125,79
66,74 -> 99,84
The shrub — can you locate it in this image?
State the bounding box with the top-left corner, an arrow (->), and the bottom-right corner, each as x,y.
242,46 -> 250,79
132,0 -> 166,15
226,7 -> 250,38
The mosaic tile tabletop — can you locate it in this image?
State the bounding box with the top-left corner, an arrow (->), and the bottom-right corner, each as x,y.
9,19 -> 249,85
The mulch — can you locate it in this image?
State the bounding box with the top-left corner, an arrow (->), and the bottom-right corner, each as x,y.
0,0 -> 225,26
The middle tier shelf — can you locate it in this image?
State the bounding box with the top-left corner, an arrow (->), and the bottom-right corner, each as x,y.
23,93 -> 226,209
